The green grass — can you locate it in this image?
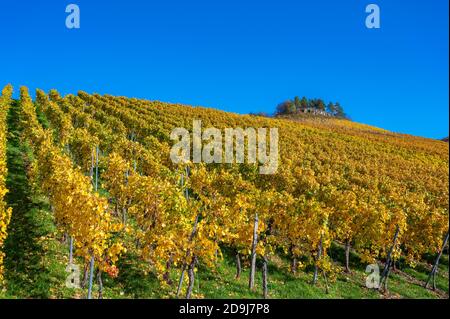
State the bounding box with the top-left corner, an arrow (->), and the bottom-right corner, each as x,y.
0,100 -> 448,299
1,101 -> 74,298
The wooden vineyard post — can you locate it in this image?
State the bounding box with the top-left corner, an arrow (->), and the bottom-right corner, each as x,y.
235,251 -> 242,279
313,236 -> 323,285
344,239 -> 351,273
69,236 -> 74,264
87,146 -> 99,299
185,255 -> 198,299
425,230 -> 449,290
249,213 -> 259,290
98,270 -> 103,299
95,146 -> 99,192
90,147 -> 94,182
87,256 -> 95,299
290,245 -> 297,275
262,254 -> 268,298
379,225 -> 400,292
177,166 -> 200,298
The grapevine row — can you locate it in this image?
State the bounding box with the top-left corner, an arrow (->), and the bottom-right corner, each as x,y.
20,87 -> 125,289
18,86 -> 449,298
0,85 -> 13,284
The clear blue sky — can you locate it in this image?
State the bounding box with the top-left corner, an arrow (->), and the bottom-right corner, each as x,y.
0,0 -> 448,138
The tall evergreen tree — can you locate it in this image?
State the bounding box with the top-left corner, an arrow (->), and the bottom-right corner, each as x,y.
327,102 -> 336,115
287,100 -> 296,114
294,96 -> 301,111
317,99 -> 326,111
308,99 -> 317,109
335,102 -> 346,118
300,97 -> 308,110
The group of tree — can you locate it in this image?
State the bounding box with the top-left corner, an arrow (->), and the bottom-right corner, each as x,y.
276,96 -> 347,118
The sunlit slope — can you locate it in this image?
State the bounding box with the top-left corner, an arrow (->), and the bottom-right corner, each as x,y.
106,94 -> 448,199
39,90 -> 450,282
2,87 -> 447,299
93,95 -> 449,256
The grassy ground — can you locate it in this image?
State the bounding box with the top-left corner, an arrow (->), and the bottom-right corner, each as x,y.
0,100 -> 448,299
1,101 -> 74,298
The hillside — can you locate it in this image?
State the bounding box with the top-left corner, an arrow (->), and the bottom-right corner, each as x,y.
0,85 -> 448,299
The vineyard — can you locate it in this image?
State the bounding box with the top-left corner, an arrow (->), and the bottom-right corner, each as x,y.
0,84 -> 448,299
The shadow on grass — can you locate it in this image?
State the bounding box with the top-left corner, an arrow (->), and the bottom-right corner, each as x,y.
3,100 -> 54,298
114,250 -> 161,298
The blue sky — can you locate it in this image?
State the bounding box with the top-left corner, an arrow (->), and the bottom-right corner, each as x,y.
0,0 -> 448,139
